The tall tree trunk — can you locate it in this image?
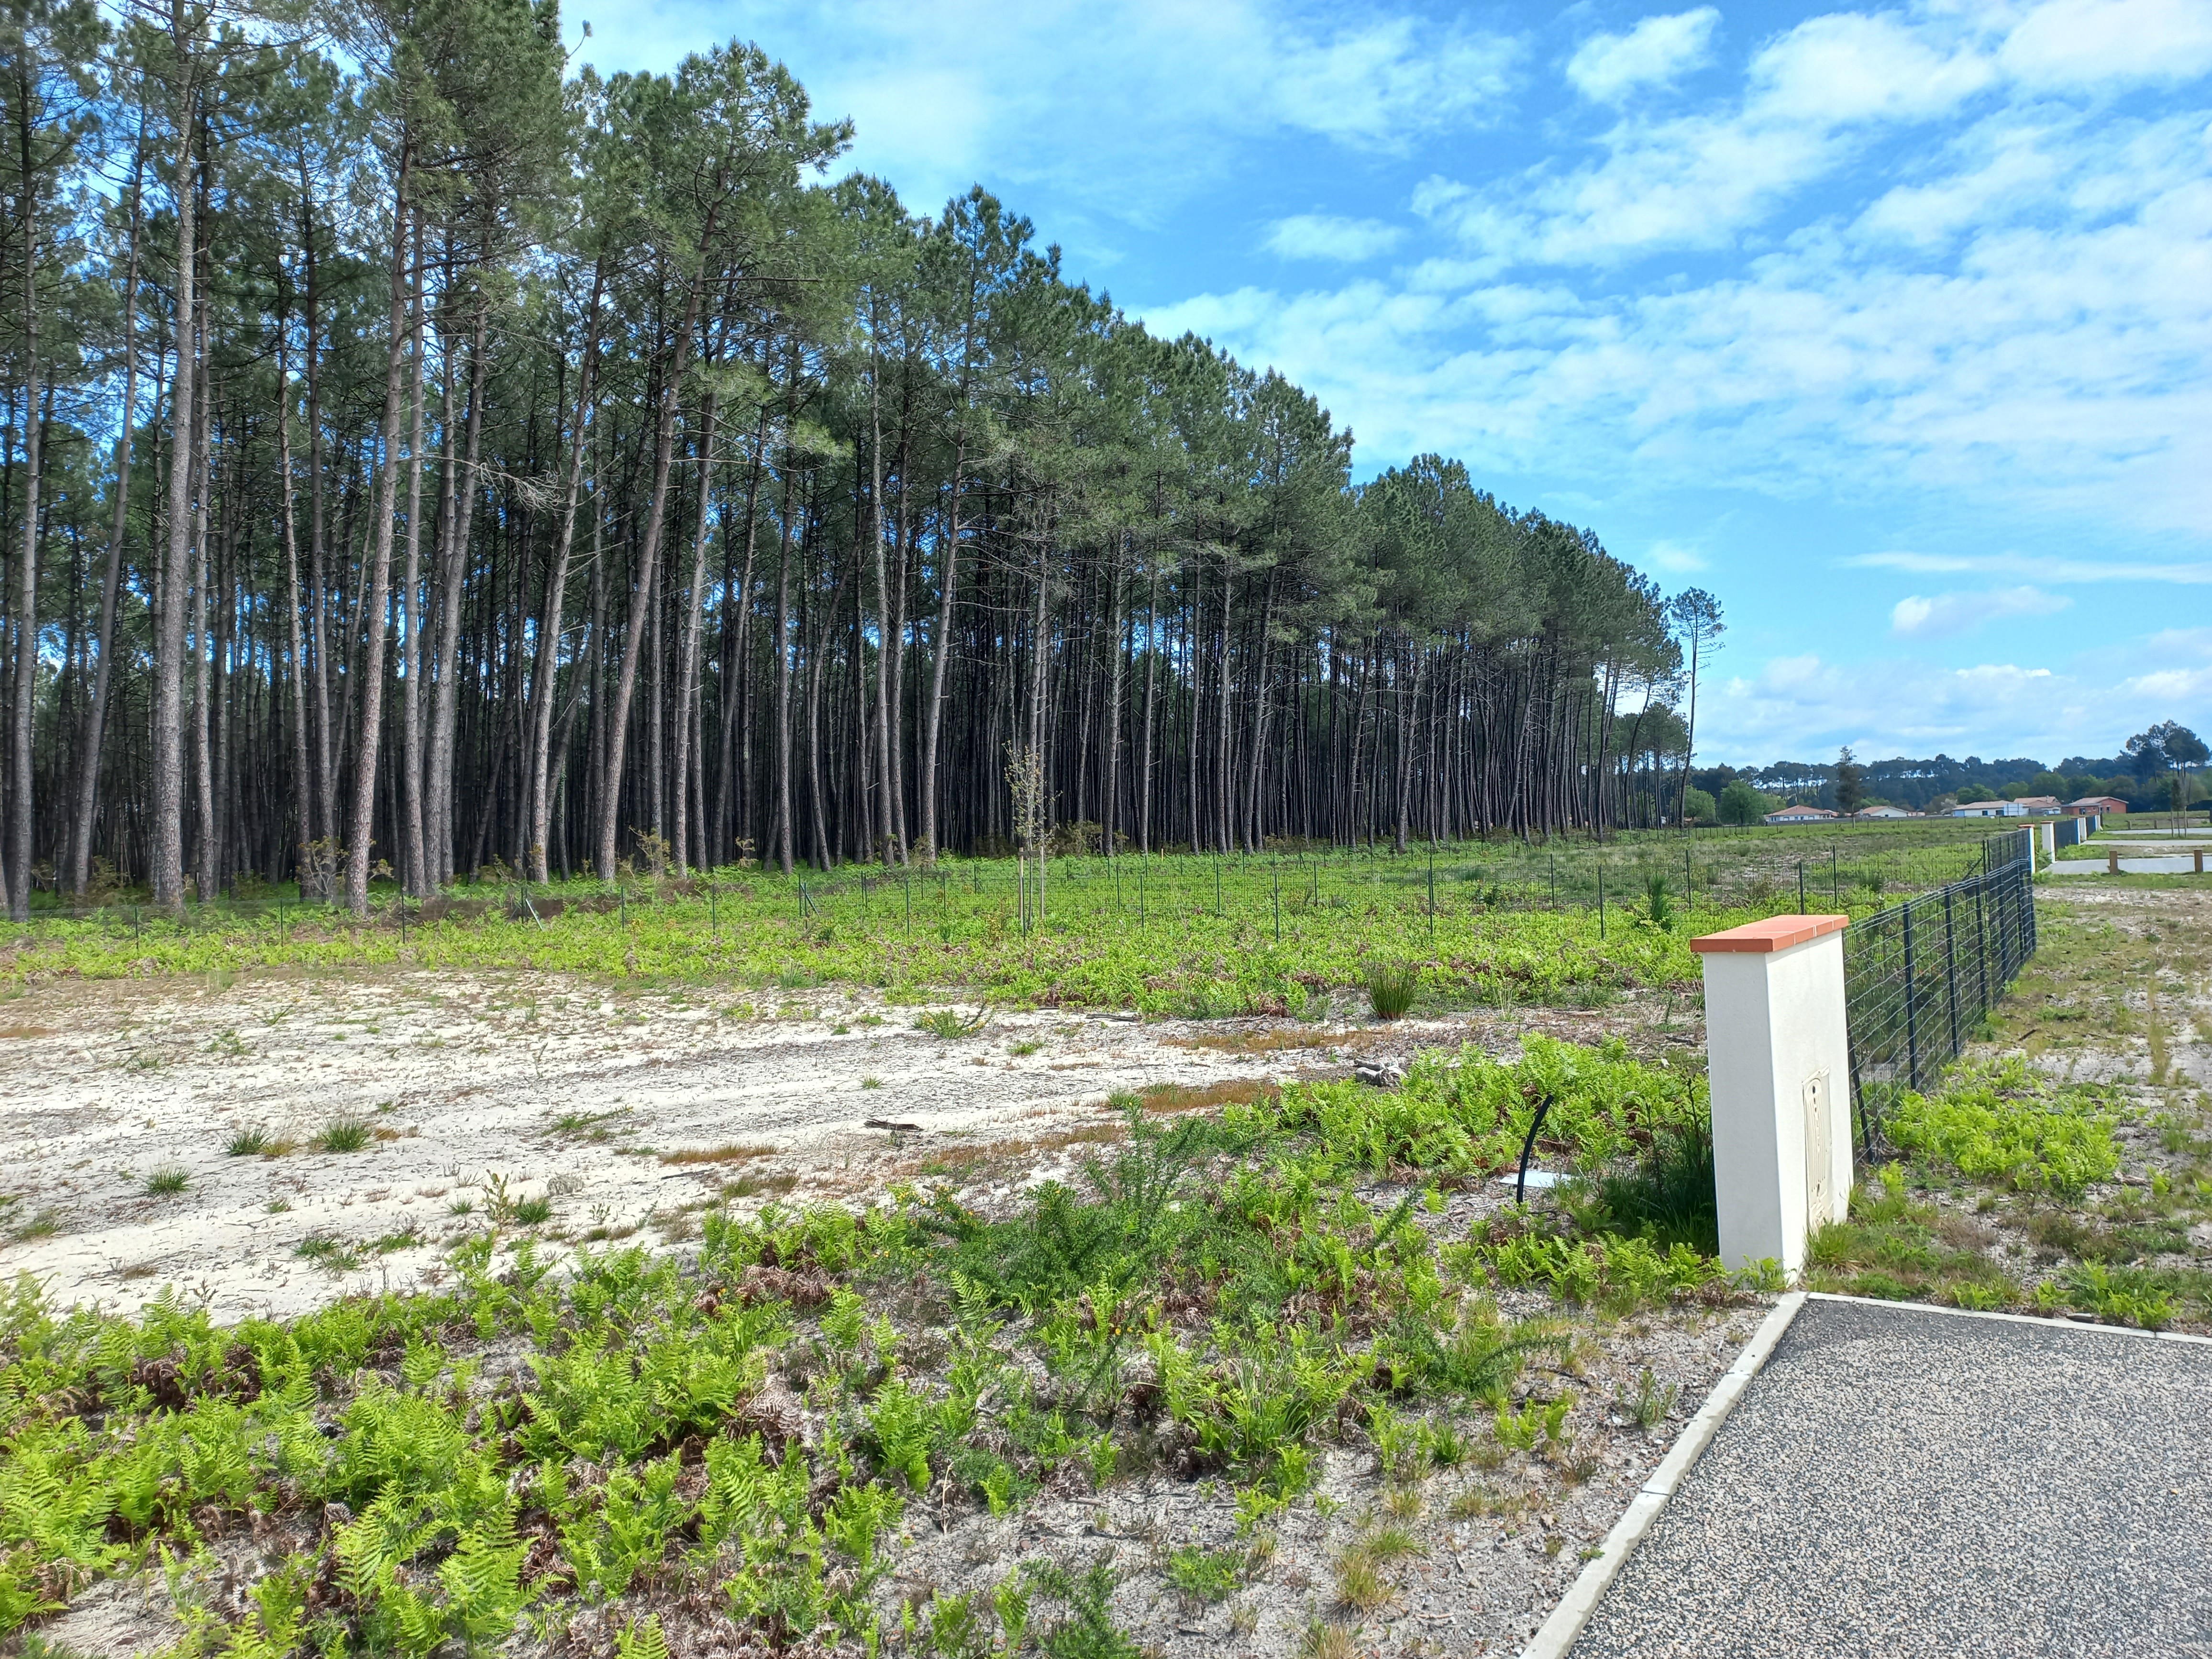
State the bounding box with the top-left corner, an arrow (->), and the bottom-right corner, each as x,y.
1138,563 -> 1158,855
917,422 -> 971,861
8,122 -> 39,919
426,298 -> 489,886
597,231 -> 713,879
672,389 -> 717,874
868,325 -> 898,864
528,261 -> 603,882
398,205 -> 428,895
344,141 -> 414,916
773,377 -> 798,875
151,38 -> 201,912
188,339 -> 213,901
299,170 -> 337,871
277,322 -> 312,890
71,133 -> 144,898
715,409 -> 765,864
1102,546 -> 1124,857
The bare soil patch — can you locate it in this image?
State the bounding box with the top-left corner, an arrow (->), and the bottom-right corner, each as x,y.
0,967 -> 1690,1323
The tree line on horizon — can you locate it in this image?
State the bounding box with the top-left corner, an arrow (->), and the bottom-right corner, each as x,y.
1701,720 -> 2208,816
0,0 -> 1728,921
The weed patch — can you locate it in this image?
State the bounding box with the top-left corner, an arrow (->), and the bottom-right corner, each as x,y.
311,1118 -> 374,1154
659,1143 -> 777,1166
0,1033 -> 1757,1655
1883,1060 -> 2119,1197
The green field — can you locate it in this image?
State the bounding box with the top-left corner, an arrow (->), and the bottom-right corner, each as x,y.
4,823 -> 2012,1014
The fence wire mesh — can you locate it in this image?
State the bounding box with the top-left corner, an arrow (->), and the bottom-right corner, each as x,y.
1846,827 -> 2037,1151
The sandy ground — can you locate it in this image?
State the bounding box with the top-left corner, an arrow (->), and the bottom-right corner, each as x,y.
0,967 -> 1689,1323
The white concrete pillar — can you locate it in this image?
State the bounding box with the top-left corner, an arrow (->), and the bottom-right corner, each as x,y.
2037,821 -> 2054,866
1692,915 -> 1854,1278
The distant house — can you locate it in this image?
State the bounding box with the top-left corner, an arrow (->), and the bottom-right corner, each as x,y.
2068,796 -> 2127,815
1951,800 -> 2025,817
2012,795 -> 2061,815
1853,805 -> 1914,818
1765,804 -> 1837,824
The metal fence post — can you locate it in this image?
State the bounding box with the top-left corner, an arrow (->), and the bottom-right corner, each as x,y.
1973,874 -> 1990,1015
1902,902 -> 1920,1092
1943,888 -> 1960,1058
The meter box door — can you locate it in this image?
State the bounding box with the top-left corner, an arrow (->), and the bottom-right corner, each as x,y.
1803,1072 -> 1833,1227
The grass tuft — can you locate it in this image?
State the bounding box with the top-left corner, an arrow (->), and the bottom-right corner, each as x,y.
659,1142 -> 776,1166
1366,962 -> 1421,1020
1332,1547 -> 1393,1613
144,1167 -> 189,1196
310,1118 -> 373,1153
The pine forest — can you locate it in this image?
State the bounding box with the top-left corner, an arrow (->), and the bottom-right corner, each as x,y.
0,0 -> 1713,920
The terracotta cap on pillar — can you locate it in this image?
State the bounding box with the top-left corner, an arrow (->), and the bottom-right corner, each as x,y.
1690,915 -> 1849,954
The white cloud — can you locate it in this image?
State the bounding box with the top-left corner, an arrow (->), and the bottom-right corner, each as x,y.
1690,648 -> 2212,763
1745,11 -> 1993,127
1422,10 -> 2008,266
1264,214 -> 1406,262
1694,621 -> 2211,762
1850,552 -> 2212,584
1643,540 -> 1711,573
1141,101 -> 2212,538
1566,9 -> 1720,102
586,0 -> 1520,228
1890,586 -> 2073,638
1999,0 -> 2212,88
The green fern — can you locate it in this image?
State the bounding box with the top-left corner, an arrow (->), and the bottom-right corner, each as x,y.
616,1615 -> 671,1659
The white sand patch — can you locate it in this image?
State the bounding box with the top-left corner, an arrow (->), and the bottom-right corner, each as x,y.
0,968 -> 1667,1322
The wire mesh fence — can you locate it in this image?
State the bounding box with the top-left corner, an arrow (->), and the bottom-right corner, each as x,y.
1845,828 -> 2037,1151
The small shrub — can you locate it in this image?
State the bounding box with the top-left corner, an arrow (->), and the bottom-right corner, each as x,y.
1591,1119 -> 1719,1255
915,1007 -> 988,1039
1422,1418 -> 1470,1469
1332,1548 -> 1391,1613
1622,1369 -> 1677,1429
1366,962 -> 1420,1020
1363,1523 -> 1422,1562
295,1234 -> 359,1270
145,1167 -> 189,1195
1643,873 -> 1674,930
511,1195 -> 554,1226
1166,1545 -> 1243,1604
311,1118 -> 372,1153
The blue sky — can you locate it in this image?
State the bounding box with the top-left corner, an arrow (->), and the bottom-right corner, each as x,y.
577,0 -> 2212,767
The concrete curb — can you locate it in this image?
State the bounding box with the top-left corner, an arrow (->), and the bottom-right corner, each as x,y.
1517,1292 -> 1807,1659
1803,1290 -> 2212,1347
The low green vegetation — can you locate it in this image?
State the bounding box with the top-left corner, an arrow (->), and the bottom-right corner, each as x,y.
1881,1060 -> 2119,1196
310,1120 -> 373,1155
1810,1048 -> 2211,1330
0,1037 -> 1757,1655
2,826 -> 2003,1016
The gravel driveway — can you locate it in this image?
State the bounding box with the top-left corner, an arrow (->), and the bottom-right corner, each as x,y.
1571,1294 -> 2212,1659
